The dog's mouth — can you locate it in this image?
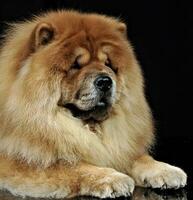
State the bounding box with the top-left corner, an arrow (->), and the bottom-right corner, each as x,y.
63,98 -> 111,121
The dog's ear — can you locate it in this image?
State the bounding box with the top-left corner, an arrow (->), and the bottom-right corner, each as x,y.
117,22 -> 127,38
32,22 -> 55,50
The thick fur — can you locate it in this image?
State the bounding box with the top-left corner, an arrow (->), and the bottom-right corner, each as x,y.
0,10 -> 187,198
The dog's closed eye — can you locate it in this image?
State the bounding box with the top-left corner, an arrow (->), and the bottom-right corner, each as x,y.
71,59 -> 81,70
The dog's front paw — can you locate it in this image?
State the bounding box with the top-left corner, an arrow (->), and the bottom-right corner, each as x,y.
80,169 -> 135,198
132,161 -> 187,189
90,172 -> 135,198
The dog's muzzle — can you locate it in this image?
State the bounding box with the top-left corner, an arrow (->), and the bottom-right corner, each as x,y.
61,73 -> 115,121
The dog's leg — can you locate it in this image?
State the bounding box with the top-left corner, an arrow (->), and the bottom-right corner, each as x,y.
131,155 -> 187,189
0,155 -> 134,198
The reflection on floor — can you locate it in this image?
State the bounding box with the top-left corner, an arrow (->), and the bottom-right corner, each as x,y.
0,187 -> 187,200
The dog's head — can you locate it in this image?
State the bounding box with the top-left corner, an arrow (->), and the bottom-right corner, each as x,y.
7,11 -> 135,122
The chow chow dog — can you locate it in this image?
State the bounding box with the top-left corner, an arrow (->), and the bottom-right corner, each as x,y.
0,10 -> 187,198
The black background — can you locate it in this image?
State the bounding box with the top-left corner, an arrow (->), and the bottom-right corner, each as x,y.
0,0 -> 192,199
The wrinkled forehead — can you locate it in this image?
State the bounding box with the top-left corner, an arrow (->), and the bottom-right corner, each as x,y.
57,28 -> 120,65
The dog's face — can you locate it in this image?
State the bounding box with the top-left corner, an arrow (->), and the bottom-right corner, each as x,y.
57,41 -> 121,121
59,56 -> 117,121
54,35 -> 120,121
20,12 -> 132,122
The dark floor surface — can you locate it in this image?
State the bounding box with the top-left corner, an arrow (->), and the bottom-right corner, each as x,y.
0,136 -> 192,200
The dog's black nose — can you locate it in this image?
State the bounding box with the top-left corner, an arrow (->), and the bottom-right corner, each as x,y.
94,75 -> 112,92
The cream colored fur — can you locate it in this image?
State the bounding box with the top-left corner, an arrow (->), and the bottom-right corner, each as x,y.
0,10 -> 187,198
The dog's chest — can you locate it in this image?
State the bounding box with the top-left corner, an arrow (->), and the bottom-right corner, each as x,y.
83,120 -> 135,172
